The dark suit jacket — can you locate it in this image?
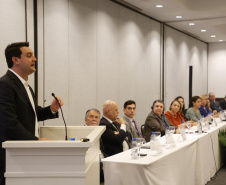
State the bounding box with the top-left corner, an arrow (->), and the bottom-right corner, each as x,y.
0,70 -> 58,183
220,100 -> 226,110
210,100 -> 222,112
99,117 -> 132,157
144,111 -> 174,142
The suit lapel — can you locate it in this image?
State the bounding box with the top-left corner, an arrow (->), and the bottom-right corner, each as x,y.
101,117 -> 119,131
124,116 -> 138,137
7,70 -> 35,112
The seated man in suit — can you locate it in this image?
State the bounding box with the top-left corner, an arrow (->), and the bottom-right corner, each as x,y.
123,100 -> 142,139
99,100 -> 132,157
85,108 -> 101,126
220,95 -> 226,110
84,108 -> 104,184
0,42 -> 64,185
209,92 -> 222,112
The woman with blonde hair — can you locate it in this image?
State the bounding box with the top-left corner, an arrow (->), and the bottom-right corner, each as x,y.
199,95 -> 212,117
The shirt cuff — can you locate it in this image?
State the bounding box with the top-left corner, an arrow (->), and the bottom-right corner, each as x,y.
120,124 -> 126,131
50,107 -> 57,114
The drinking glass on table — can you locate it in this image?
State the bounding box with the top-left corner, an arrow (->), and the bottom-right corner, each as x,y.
136,138 -> 144,156
186,121 -> 191,134
169,126 -> 175,135
154,131 -> 161,140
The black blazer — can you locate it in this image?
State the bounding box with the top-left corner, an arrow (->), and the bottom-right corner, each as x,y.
220,100 -> 226,110
99,117 -> 131,157
0,70 -> 58,176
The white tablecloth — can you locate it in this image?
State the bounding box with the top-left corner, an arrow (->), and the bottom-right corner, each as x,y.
102,121 -> 226,185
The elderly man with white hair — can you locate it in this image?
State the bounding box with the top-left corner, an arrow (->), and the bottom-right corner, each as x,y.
99,100 -> 132,157
209,92 -> 222,112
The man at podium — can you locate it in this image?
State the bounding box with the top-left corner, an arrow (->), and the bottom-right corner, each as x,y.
0,42 -> 64,185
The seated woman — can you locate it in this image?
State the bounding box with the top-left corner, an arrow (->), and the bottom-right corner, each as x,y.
199,95 -> 212,117
207,99 -> 212,112
165,100 -> 185,127
174,96 -> 186,119
185,96 -> 202,122
143,100 -> 178,142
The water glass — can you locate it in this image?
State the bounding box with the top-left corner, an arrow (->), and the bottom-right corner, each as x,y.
186,122 -> 191,134
136,138 -> 144,156
154,131 -> 161,140
169,126 -> 175,134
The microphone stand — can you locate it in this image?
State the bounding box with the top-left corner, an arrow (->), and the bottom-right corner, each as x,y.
52,93 -> 68,140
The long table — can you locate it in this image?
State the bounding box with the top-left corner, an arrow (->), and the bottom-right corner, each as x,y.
102,121 -> 226,185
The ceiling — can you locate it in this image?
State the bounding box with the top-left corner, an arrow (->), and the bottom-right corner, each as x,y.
112,0 -> 226,43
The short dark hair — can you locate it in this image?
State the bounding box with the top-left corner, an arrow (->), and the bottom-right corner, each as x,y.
151,99 -> 164,110
124,100 -> 136,109
85,108 -> 101,118
189,96 -> 201,108
5,42 -> 29,68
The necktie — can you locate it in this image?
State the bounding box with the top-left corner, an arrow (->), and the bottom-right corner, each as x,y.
24,82 -> 39,137
132,120 -> 142,137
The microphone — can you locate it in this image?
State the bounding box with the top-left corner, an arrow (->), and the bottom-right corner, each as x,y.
51,93 -> 68,140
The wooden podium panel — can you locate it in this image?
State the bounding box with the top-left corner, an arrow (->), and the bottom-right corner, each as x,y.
3,126 -> 105,185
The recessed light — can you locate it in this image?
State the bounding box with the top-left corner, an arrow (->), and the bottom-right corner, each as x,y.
211,35 -> 216,38
201,30 -> 206,32
176,16 -> 182,19
156,5 -> 163,8
219,40 -> 223,42
189,23 -> 195,26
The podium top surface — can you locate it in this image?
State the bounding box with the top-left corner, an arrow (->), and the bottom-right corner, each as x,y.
3,126 -> 106,149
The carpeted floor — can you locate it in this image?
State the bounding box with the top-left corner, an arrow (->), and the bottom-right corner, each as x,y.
206,164 -> 226,185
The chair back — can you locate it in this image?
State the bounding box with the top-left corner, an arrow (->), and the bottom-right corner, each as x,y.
141,124 -> 145,137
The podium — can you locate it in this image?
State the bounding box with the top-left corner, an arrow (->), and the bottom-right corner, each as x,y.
2,126 -> 105,185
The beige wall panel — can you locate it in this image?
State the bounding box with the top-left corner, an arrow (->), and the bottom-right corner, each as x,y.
43,0 -> 69,126
135,16 -> 161,125
0,0 -> 26,76
41,0 -> 162,126
117,7 -> 138,115
68,0 -> 97,125
165,26 -> 207,110
208,43 -> 226,97
96,0 -> 119,111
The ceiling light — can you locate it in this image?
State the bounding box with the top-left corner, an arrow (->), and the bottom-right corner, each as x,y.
156,5 -> 163,8
211,35 -> 216,38
219,40 -> 223,42
176,16 -> 182,19
201,30 -> 206,32
189,23 -> 195,26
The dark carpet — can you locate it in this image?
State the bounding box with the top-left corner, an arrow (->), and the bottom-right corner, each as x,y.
206,163 -> 226,185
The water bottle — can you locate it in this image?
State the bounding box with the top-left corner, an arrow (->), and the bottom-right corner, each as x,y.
220,110 -> 225,121
201,115 -> 206,130
180,121 -> 186,141
131,138 -> 139,159
165,127 -> 170,144
131,138 -> 137,148
201,115 -> 205,124
150,132 -> 155,150
213,117 -> 217,127
208,113 -> 213,125
197,118 -> 202,134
